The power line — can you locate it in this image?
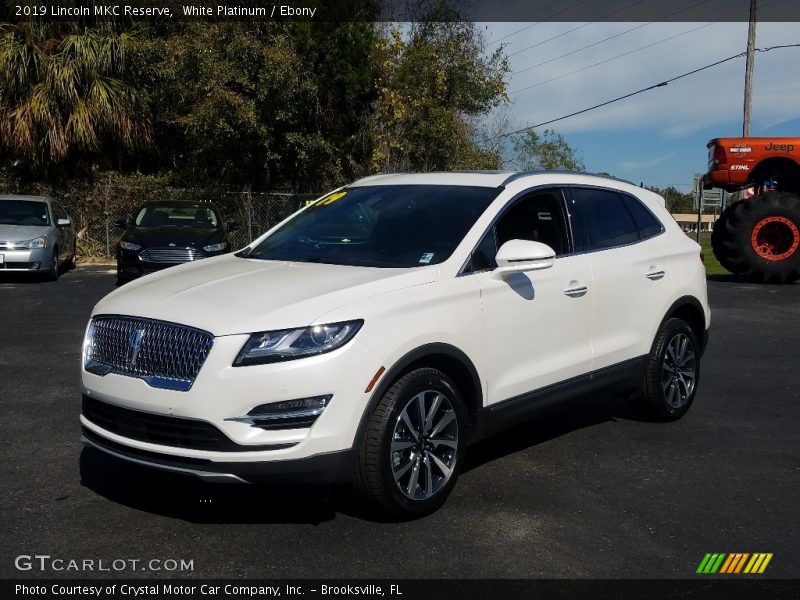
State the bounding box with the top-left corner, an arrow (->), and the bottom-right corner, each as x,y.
508,0 -> 789,95
507,0 -> 661,59
510,0 -> 713,76
509,21 -> 716,95
486,0 -> 592,47
481,44 -> 800,143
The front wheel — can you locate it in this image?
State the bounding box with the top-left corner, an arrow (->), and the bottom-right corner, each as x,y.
639,318 -> 701,421
66,242 -> 77,270
353,368 -> 467,520
46,248 -> 59,281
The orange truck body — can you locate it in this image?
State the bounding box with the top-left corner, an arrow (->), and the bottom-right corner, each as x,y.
704,137 -> 800,192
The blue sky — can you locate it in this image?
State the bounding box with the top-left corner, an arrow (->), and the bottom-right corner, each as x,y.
482,20 -> 800,191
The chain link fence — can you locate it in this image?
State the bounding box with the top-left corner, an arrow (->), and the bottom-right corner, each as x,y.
50,183 -> 320,259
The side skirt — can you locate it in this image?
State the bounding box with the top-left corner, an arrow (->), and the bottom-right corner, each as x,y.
474,356 -> 647,440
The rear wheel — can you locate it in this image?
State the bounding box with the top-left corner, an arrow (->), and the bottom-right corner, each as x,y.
353,368 -> 466,520
640,318 -> 700,421
711,191 -> 800,283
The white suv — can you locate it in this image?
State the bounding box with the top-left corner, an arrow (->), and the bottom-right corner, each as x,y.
80,172 -> 709,518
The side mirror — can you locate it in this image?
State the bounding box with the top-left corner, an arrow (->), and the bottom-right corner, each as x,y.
115,218 -> 128,229
57,218 -> 71,227
226,221 -> 238,233
493,239 -> 556,278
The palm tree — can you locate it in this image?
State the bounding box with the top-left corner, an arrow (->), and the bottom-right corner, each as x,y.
0,22 -> 151,169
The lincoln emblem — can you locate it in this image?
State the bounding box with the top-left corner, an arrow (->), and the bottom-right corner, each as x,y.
128,328 -> 146,367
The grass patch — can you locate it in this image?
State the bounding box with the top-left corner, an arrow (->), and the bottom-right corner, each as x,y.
700,238 -> 730,276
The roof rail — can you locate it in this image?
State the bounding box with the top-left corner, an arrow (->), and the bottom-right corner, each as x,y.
500,170 -> 636,187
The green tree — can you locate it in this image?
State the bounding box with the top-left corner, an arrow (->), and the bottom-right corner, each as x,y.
510,128 -> 584,172
646,185 -> 694,213
145,20 -> 379,191
0,22 -> 151,179
369,21 -> 508,172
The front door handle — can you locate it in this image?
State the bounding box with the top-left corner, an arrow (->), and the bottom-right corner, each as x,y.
645,270 -> 666,281
563,285 -> 588,298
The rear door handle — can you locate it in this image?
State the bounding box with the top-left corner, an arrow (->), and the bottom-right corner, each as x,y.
563,285 -> 588,298
645,270 -> 666,281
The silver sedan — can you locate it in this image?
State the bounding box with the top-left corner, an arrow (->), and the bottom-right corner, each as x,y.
0,195 -> 77,280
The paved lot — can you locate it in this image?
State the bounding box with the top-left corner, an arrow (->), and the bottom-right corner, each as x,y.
1,266 -> 798,578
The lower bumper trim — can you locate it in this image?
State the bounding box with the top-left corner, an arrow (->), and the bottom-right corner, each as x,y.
81,426 -> 357,485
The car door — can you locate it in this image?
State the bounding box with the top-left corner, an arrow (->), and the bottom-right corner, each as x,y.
467,187 -> 594,412
567,186 -> 673,370
51,202 -> 73,258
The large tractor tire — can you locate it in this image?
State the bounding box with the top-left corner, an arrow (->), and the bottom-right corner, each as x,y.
711,191 -> 800,283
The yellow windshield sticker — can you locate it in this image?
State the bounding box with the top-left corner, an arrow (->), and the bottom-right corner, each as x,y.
316,191 -> 348,206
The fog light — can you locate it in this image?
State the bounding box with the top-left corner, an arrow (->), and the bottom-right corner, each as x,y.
31,262 -> 40,269
225,395 -> 332,430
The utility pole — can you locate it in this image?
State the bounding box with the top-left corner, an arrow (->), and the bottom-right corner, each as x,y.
743,0 -> 757,136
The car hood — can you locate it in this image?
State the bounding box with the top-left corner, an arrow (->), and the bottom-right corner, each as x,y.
94,254 -> 438,336
0,224 -> 51,242
122,226 -> 224,247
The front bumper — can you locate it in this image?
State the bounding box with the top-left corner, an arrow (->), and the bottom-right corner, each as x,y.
0,247 -> 50,271
80,334 -> 383,480
82,426 -> 357,484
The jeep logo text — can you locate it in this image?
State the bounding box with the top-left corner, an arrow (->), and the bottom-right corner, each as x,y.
765,142 -> 795,152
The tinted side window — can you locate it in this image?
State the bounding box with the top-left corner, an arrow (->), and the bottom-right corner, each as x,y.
620,193 -> 664,239
571,187 -> 638,251
466,189 -> 570,273
469,228 -> 498,272
495,190 -> 569,255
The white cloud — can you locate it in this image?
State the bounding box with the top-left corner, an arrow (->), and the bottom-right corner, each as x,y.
619,151 -> 675,170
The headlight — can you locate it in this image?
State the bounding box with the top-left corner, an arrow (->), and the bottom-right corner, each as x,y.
17,236 -> 48,249
203,241 -> 228,252
119,241 -> 141,251
234,320 -> 363,366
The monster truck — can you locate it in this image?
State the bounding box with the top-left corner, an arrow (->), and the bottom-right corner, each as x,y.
705,137 -> 800,283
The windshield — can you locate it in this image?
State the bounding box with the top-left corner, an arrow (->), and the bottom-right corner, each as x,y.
134,205 -> 220,229
0,200 -> 50,226
240,185 -> 500,268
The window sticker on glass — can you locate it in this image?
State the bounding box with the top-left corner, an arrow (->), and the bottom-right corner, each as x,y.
419,252 -> 434,264
538,212 -> 552,221
316,191 -> 348,206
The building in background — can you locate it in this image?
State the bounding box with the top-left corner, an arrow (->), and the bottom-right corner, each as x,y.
671,213 -> 719,233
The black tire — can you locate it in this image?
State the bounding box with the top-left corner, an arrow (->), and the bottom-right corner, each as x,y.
711,192 -> 800,283
353,367 -> 467,520
66,242 -> 77,270
116,265 -> 127,286
47,247 -> 59,281
640,318 -> 700,422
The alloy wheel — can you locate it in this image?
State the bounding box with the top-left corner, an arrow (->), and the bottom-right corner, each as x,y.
661,333 -> 697,408
390,390 -> 459,501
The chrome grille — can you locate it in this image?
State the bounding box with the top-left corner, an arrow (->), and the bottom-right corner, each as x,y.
139,247 -> 204,264
85,316 -> 213,391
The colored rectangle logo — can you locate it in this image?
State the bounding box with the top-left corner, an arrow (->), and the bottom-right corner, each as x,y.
697,553 -> 772,574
